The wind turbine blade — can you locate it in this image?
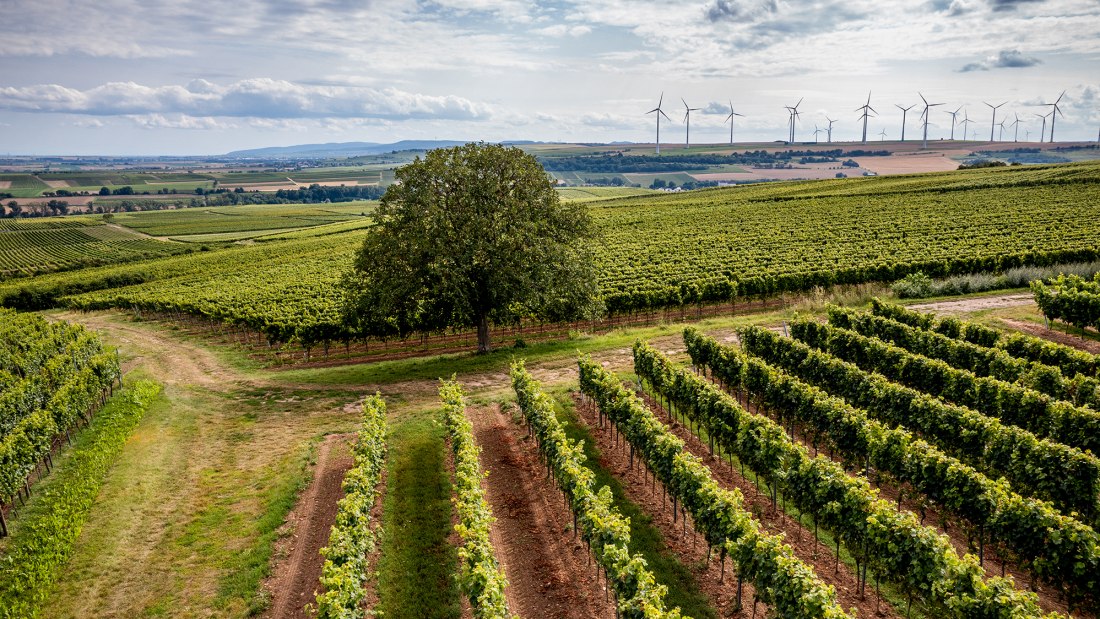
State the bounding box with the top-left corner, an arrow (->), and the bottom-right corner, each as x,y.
658,92 -> 664,108
919,93 -> 928,106
660,109 -> 671,122
682,97 -> 688,109
647,107 -> 659,114
1056,90 -> 1066,104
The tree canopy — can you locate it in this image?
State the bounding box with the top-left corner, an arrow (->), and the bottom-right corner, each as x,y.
341,142 -> 602,352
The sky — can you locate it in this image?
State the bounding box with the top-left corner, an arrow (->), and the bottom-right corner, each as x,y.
0,0 -> 1098,155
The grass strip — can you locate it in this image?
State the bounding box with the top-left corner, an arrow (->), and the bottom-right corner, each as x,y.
0,379 -> 161,619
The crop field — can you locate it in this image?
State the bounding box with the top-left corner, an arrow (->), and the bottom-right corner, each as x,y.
0,222 -> 192,278
556,186 -> 658,201
1,161 -> 1097,348
110,201 -> 375,237
4,158 -> 1100,619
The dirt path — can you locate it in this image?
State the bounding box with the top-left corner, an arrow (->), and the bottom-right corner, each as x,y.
908,293 -> 1034,315
263,434 -> 356,619
54,311 -> 243,391
998,318 -> 1100,354
468,404 -> 614,619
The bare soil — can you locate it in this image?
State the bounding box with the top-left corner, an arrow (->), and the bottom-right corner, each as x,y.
907,293 -> 1035,315
467,403 -> 615,618
855,150 -> 969,175
571,392 -> 901,619
263,433 -> 356,619
998,318 -> 1100,355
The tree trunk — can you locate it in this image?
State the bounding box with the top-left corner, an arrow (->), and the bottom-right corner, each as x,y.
477,313 -> 491,353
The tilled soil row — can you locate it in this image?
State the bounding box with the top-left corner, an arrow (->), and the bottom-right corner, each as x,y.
570,393 -> 779,619
468,404 -> 615,619
264,433 -> 356,619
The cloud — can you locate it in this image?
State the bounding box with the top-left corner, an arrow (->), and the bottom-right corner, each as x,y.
928,0 -> 974,15
704,0 -> 778,22
533,24 -> 591,37
702,101 -> 731,115
990,0 -> 1045,11
0,79 -> 493,121
128,114 -> 229,130
958,48 -> 1041,71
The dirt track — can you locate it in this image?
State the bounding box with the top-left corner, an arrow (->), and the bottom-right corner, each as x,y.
469,404 -> 614,618
263,434 -> 355,619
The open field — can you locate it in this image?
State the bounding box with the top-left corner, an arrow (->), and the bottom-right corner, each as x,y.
2,287 -> 1093,617
4,161 -> 1094,349
3,157 -> 1100,618
0,221 -> 192,278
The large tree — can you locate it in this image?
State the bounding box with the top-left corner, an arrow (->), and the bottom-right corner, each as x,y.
342,142 -> 602,353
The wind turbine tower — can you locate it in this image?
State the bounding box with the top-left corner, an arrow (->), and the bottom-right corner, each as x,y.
1034,112 -> 1048,143
813,124 -> 824,143
959,109 -> 975,141
896,103 -> 916,141
724,100 -> 743,146
946,106 -> 962,140
918,93 -> 944,149
682,99 -> 702,149
984,101 -> 1006,142
785,98 -> 803,143
646,93 -> 672,154
1010,112 -> 1021,142
856,92 -> 876,144
1042,90 -> 1066,142
825,116 -> 836,143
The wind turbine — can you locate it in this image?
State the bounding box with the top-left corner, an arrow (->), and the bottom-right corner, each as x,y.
785,97 -> 803,143
918,93 -> 945,148
856,92 -> 876,144
647,93 -> 672,154
825,116 -> 836,143
1042,90 -> 1066,142
724,100 -> 744,146
813,124 -> 824,143
997,119 -> 1007,141
1009,112 -> 1021,142
959,109 -> 975,141
984,101 -> 1006,142
896,103 -> 916,141
681,99 -> 702,149
945,106 -> 962,140
1025,129 -> 1031,142
1034,112 -> 1049,143
879,128 -> 888,141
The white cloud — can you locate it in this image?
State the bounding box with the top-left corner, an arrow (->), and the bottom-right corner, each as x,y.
0,79 -> 493,121
128,114 -> 230,130
533,24 -> 591,37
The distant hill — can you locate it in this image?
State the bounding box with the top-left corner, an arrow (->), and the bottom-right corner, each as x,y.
225,140 -> 471,158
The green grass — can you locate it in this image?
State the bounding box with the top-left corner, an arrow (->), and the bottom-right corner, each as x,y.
37,369 -> 359,617
545,386 -> 717,619
0,379 -> 162,619
375,403 -> 461,619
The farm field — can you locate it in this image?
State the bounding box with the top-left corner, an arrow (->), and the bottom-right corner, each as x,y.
3,290 -> 1096,618
2,160 -> 1100,618
0,219 -> 193,278
3,161 -> 1095,351
109,201 -> 375,238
